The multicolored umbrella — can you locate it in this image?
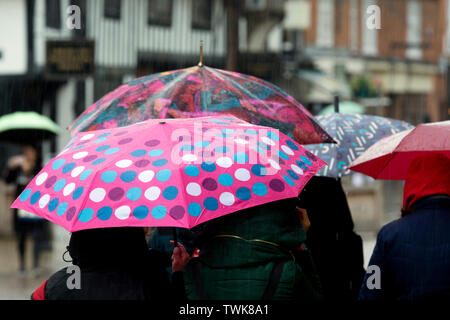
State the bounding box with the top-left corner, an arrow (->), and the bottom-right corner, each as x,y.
305,113 -> 413,178
349,120 -> 450,180
69,65 -> 335,145
0,111 -> 60,143
12,115 -> 325,232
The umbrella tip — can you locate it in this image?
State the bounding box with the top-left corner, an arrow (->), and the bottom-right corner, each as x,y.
198,40 -> 204,67
334,95 -> 340,113
159,121 -> 166,124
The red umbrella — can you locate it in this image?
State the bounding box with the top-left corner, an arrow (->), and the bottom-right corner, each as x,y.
349,120 -> 450,180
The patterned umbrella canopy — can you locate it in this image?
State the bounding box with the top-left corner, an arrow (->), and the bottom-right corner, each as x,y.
305,113 -> 413,178
12,115 -> 325,232
69,65 -> 334,145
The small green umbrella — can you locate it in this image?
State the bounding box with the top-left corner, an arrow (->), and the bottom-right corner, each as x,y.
0,111 -> 60,144
319,101 -> 365,115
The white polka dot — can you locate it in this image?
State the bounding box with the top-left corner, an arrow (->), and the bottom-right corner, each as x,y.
182,154 -> 198,162
35,172 -> 48,186
281,145 -> 295,156
39,194 -> 50,209
219,192 -> 235,206
116,159 -> 132,168
186,183 -> 202,196
144,187 -> 160,201
268,159 -> 281,170
235,168 -> 251,181
238,123 -> 253,126
291,164 -> 304,175
234,138 -> 249,145
216,157 -> 233,168
80,133 -> 95,141
73,151 -> 88,159
261,137 -> 276,146
71,166 -> 85,178
139,170 -> 155,183
115,206 -> 131,220
89,188 -> 106,203
63,183 -> 76,196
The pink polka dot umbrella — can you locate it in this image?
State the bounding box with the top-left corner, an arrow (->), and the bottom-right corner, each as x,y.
12,115 -> 326,232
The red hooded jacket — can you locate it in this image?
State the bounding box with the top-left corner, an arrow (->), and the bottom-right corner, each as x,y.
403,153 -> 450,211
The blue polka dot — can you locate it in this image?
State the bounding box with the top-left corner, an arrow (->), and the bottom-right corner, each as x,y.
267,131 -> 280,141
252,183 -> 268,196
180,145 -> 194,151
300,156 -> 313,166
244,129 -> 258,135
98,133 -> 111,138
148,149 -> 164,157
52,159 -> 65,170
78,208 -> 94,222
54,179 -> 66,192
287,170 -> 299,180
188,203 -> 202,217
48,198 -> 59,212
222,129 -> 235,134
152,159 -> 168,167
296,160 -> 308,171
234,152 -> 249,164
105,148 -> 120,155
278,150 -> 289,160
131,149 -> 146,157
218,173 -> 233,186
80,169 -> 92,181
20,189 -> 32,202
163,186 -> 178,200
151,205 -> 167,219
97,206 -> 112,221
203,197 -> 218,211
101,171 -> 117,183
156,169 -> 172,182
251,164 -> 267,177
57,202 -> 68,216
92,158 -> 106,165
214,146 -> 230,153
120,171 -> 136,183
62,163 -> 76,174
184,165 -> 199,177
236,187 -> 251,201
72,187 -> 84,200
286,140 -> 299,151
93,138 -> 107,143
126,187 -> 142,201
201,162 -> 216,172
283,175 -> 295,186
30,191 -> 41,205
195,141 -> 210,148
133,206 -> 149,219
96,145 -> 110,152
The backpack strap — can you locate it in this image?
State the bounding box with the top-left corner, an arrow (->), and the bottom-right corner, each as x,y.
192,259 -> 210,300
261,260 -> 286,300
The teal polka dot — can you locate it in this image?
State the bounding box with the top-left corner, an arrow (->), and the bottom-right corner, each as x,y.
180,145 -> 194,151
234,152 -> 249,164
296,160 -> 308,171
218,173 -> 233,186
201,162 -> 216,172
151,205 -> 167,219
251,164 -> 267,177
184,165 -> 199,177
148,149 -> 164,157
97,206 -> 112,221
80,169 -> 92,181
92,158 -> 106,165
54,179 -> 66,192
93,138 -> 107,143
267,131 -> 280,141
153,159 -> 168,167
283,175 -> 295,186
244,129 -> 258,135
188,203 -> 202,217
62,163 -> 76,174
98,133 -> 111,138
73,145 -> 85,150
203,197 -> 218,211
156,169 -> 172,182
287,169 -> 299,180
300,156 -> 313,166
96,145 -> 110,152
20,189 -> 32,201
72,187 -> 84,200
253,145 -> 267,155
222,129 -> 235,134
214,146 -> 230,153
131,149 -> 146,157
195,141 -> 210,148
126,187 -> 142,201
278,150 -> 289,160
133,206 -> 149,220
48,198 -> 59,212
120,171 -> 136,183
52,159 -> 65,170
101,171 -> 117,183
57,202 -> 68,216
163,186 -> 178,200
105,148 -> 120,155
236,187 -> 251,201
286,139 -> 299,151
78,208 -> 94,222
252,183 -> 268,196
257,142 -> 270,150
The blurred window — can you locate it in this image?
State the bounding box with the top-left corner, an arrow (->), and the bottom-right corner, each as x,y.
192,0 -> 212,30
104,0 -> 121,20
46,0 -> 61,29
148,0 -> 173,26
316,0 -> 334,47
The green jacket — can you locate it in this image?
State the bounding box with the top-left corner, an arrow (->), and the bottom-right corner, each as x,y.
183,198 -> 323,300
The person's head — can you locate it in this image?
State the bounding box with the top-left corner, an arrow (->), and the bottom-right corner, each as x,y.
22,145 -> 38,163
402,153 -> 450,215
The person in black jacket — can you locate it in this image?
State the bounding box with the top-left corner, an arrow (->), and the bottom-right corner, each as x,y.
298,176 -> 366,301
31,227 -> 190,300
